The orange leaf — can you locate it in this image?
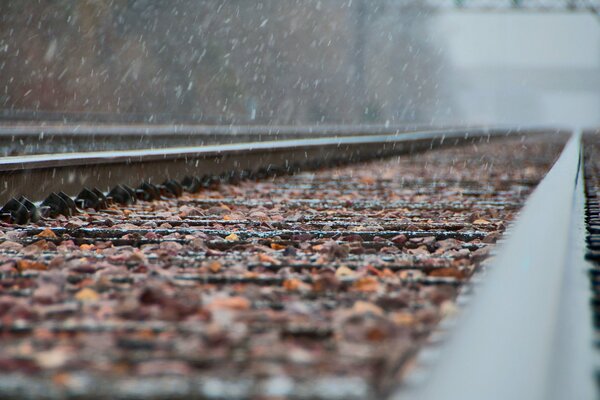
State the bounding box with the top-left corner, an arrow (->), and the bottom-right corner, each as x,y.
359,177 -> 376,185
392,312 -> 416,326
270,243 -> 286,251
225,233 -> 239,241
258,253 -> 281,265
428,267 -> 465,279
74,288 -> 100,302
210,296 -> 250,310
352,300 -> 383,316
37,228 -> 57,239
283,278 -> 306,291
208,261 -> 222,273
17,259 -> 47,271
352,276 -> 379,292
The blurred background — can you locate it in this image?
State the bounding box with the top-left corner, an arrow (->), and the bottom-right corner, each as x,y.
0,0 -> 598,127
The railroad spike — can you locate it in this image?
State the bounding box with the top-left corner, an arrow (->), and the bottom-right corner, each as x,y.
17,196 -> 40,223
202,175 -> 220,188
137,182 -> 160,201
181,176 -> 202,193
41,192 -> 71,218
0,198 -> 30,224
162,179 -> 183,197
75,188 -> 101,210
58,192 -> 78,214
92,188 -> 108,209
108,184 -> 135,205
122,185 -> 137,203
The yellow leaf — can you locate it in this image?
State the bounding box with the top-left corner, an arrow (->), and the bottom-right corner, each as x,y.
352,301 -> 383,316
392,312 -> 416,326
75,288 -> 99,302
225,233 -> 239,241
335,265 -> 355,277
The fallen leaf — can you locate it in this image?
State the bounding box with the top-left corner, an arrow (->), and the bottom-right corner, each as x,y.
352,276 -> 380,292
335,265 -> 355,278
17,259 -> 47,271
36,348 -> 69,369
258,253 -> 281,265
360,176 -> 376,185
270,243 -> 286,251
75,288 -> 100,302
283,278 -> 308,292
210,296 -> 250,310
208,261 -> 222,273
225,233 -> 239,241
391,312 -> 416,326
37,228 -> 57,239
352,301 -> 383,316
473,219 -> 491,225
428,267 -> 465,279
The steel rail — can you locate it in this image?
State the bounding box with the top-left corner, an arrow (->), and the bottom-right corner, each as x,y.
392,132 -> 595,400
0,127 -> 560,205
0,124 -> 554,155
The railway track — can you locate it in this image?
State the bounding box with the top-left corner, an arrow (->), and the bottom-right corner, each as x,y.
0,126 -> 594,399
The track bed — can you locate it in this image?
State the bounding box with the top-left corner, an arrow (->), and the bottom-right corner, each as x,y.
0,135 -> 564,399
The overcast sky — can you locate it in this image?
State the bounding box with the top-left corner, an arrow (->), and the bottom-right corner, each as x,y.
432,11 -> 600,127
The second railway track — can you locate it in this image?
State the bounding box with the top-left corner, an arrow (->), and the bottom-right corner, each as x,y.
0,126 -> 594,399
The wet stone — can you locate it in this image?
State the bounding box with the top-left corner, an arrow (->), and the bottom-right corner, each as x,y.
0,136 -> 564,398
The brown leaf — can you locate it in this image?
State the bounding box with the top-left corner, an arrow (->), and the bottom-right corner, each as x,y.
270,243 -> 286,251
428,267 -> 465,279
352,276 -> 380,292
209,296 -> 251,310
258,253 -> 281,265
17,259 -> 47,271
208,261 -> 222,273
37,228 -> 58,239
283,278 -> 308,292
